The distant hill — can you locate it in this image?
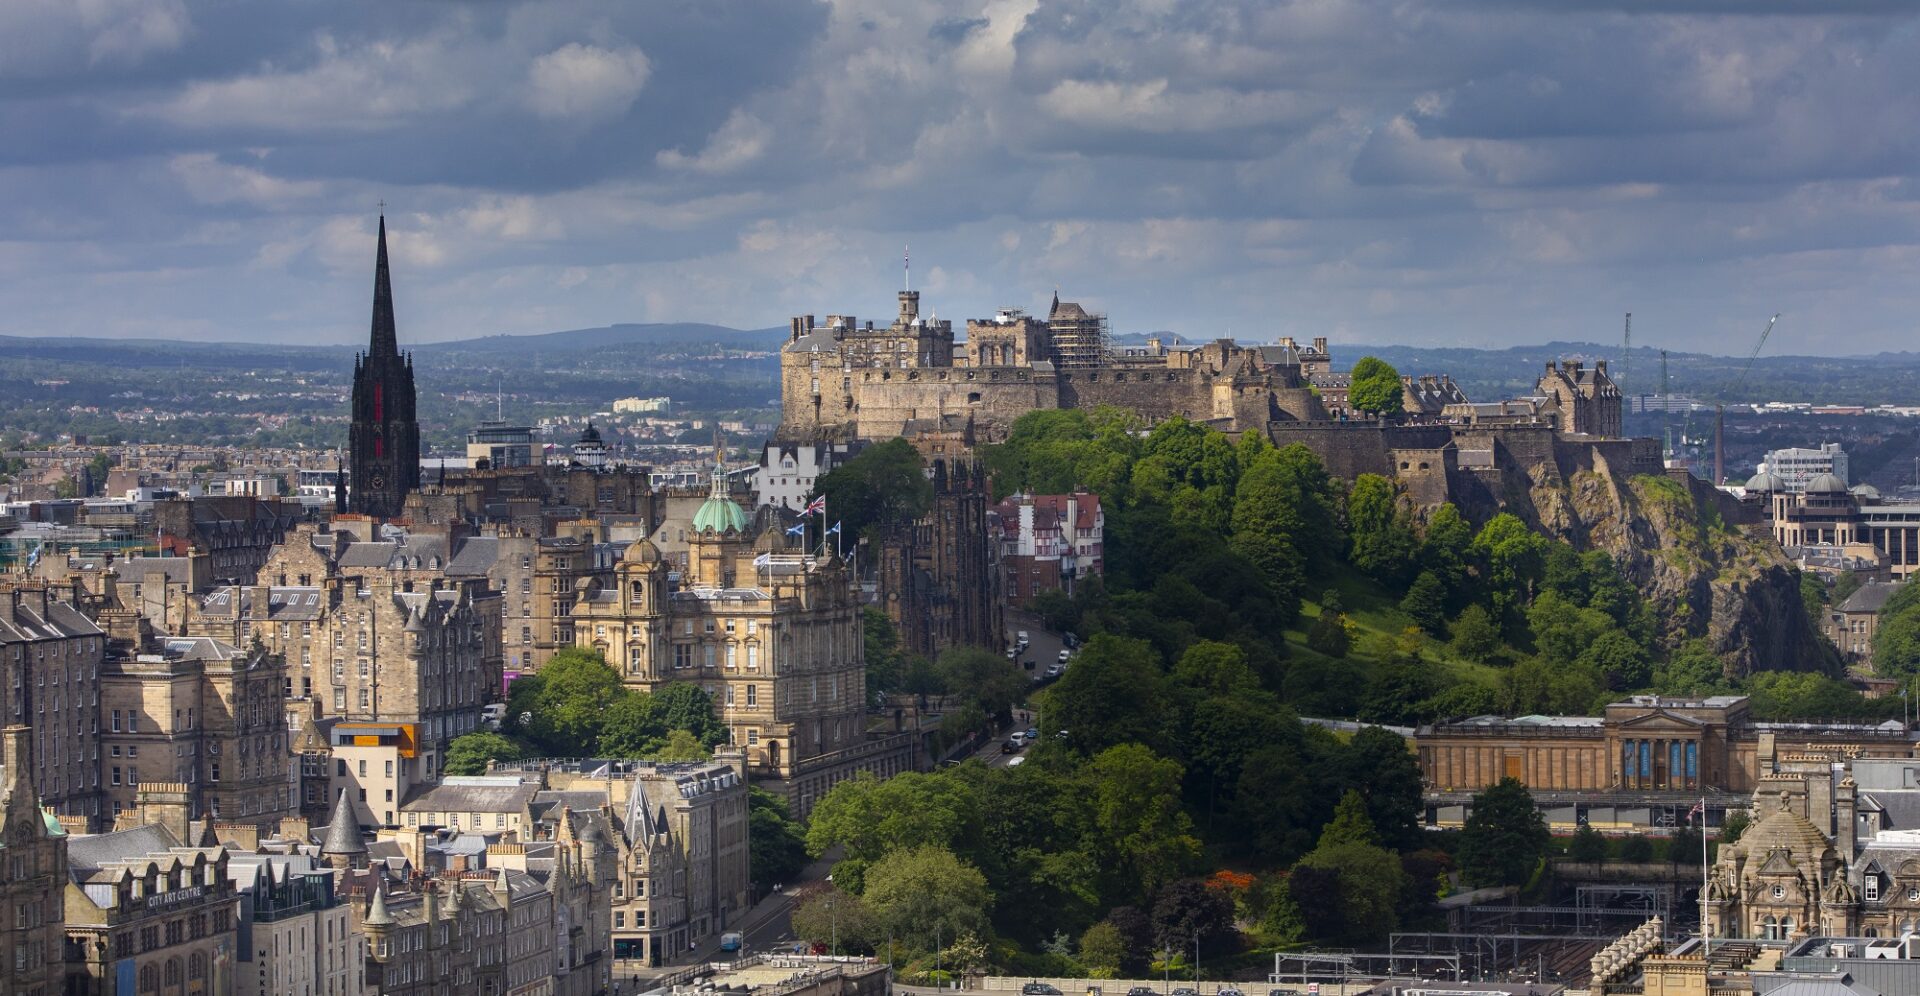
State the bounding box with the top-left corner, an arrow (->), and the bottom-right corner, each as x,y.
422,322 -> 787,355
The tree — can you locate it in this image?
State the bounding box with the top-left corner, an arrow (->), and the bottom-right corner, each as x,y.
1347,357 -> 1405,418
1875,583 -> 1920,677
1420,503 -> 1475,595
1149,878 -> 1238,956
1580,630 -> 1654,690
506,648 -> 627,755
861,846 -> 995,957
646,728 -> 711,761
936,647 -> 1028,724
1568,823 -> 1607,863
1172,641 -> 1258,697
1458,778 -> 1549,887
1284,865 -> 1344,941
1720,811 -> 1751,844
1344,727 -> 1425,850
1360,640 -> 1438,725
647,683 -> 727,748
1320,790 -> 1379,847
1401,571 -> 1448,635
443,732 -> 527,776
804,771 -> 973,867
1449,604 -> 1501,664
1471,514 -> 1549,636
816,437 -> 934,542
1346,474 -> 1418,584
1079,921 -> 1125,979
1104,907 -> 1156,976
1618,835 -> 1654,863
1085,744 -> 1201,899
1043,635 -> 1173,756
749,788 -> 809,892
1295,838 -> 1408,942
792,886 -> 873,954
1306,609 -> 1350,658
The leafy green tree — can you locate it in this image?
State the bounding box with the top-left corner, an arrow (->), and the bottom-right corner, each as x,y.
1344,727 -> 1425,850
645,728 -> 711,761
936,647 -> 1028,724
1149,878 -> 1238,956
1875,583 -> 1920,677
1346,474 -> 1418,584
1471,514 -> 1550,636
1043,635 -> 1173,756
1347,356 -> 1406,418
506,648 -> 626,755
1449,604 -> 1501,663
1504,656 -> 1604,715
864,608 -> 906,700
1229,458 -> 1307,618
861,845 -> 995,957
1086,744 -> 1201,899
792,886 -> 873,953
1103,907 -> 1155,976
1401,571 -> 1448,635
1420,503 -> 1475,595
1618,835 -> 1654,863
443,732 -> 528,776
648,683 -> 727,748
749,787 -> 809,892
1078,921 -> 1125,979
1527,592 -> 1615,667
1671,825 -> 1702,866
1719,811 -> 1751,844
1172,641 -> 1258,697
1294,836 -> 1408,942
1284,865 -> 1345,941
1234,744 -> 1323,864
1360,640 -> 1438,725
1568,823 -> 1607,863
1320,790 -> 1379,847
1458,778 -> 1549,887
1580,630 -> 1654,690
1306,609 -> 1350,658
804,771 -> 973,866
1655,639 -> 1732,695
816,437 -> 934,542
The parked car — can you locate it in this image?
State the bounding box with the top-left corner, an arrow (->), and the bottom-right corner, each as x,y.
1127,988 -> 1156,996
1058,648 -> 1072,663
1172,988 -> 1198,996
1006,755 -> 1026,767
1016,630 -> 1030,647
1268,990 -> 1302,996
1025,726 -> 1040,740
1006,647 -> 1019,660
1062,632 -> 1079,649
1022,983 -> 1061,995
1045,664 -> 1063,678
1218,988 -> 1245,996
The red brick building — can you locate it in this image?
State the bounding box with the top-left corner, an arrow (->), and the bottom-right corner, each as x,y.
992,492 -> 1103,604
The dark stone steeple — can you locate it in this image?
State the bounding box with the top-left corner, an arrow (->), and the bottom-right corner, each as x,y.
347,214 -> 421,519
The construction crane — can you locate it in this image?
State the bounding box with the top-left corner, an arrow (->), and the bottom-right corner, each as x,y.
1681,314 -> 1780,484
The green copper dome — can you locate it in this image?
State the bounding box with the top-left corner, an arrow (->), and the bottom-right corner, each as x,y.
693,494 -> 750,534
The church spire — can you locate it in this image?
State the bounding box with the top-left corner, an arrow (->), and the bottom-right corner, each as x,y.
369,213 -> 398,358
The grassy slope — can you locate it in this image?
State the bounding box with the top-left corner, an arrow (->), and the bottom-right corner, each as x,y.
1287,567 -> 1504,701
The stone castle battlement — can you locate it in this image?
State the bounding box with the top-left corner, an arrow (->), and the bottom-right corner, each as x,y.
780,292 -> 1328,441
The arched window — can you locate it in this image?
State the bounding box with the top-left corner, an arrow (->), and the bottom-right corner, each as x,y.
190,953 -> 206,979
139,965 -> 158,992
164,958 -> 182,985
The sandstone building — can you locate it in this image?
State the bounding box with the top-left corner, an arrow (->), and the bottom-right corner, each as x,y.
0,582 -> 106,825
62,823 -> 242,996
1751,472 -> 1920,581
1416,695 -> 1916,832
99,636 -> 291,830
571,463 -> 911,815
226,852 -> 369,996
0,725 -> 68,996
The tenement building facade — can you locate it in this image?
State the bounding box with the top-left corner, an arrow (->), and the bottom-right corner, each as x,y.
0,581 -> 106,825
63,823 -> 242,996
571,465 -> 911,816
98,635 -> 291,828
1416,695 -> 1916,832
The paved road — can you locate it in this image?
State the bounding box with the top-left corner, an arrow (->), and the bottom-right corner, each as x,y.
964,610 -> 1071,769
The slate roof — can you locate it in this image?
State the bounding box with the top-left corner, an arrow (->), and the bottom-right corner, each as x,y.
67,824 -> 184,875
401,778 -> 540,815
0,593 -> 104,645
1838,582 -> 1902,616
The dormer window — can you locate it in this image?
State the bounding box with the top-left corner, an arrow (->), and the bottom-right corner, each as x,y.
1866,878 -> 1880,902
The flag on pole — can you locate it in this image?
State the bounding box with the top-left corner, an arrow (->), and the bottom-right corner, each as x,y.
1687,799 -> 1705,825
785,522 -> 806,537
825,521 -> 841,536
802,495 -> 826,516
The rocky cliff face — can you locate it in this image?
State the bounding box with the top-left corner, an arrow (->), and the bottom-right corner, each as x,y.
1455,441 -> 1836,678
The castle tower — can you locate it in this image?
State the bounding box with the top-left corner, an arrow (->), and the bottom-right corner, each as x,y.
348,214 -> 422,518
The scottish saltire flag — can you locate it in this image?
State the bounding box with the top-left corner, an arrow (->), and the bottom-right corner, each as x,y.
825,521 -> 841,536
785,522 -> 806,537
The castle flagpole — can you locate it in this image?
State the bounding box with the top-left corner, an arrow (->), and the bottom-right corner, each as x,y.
1698,796 -> 1710,961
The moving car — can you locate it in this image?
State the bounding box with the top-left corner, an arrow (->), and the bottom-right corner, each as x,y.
1021,983 -> 1060,995
1002,739 -> 1022,754
720,933 -> 743,953
1025,727 -> 1039,740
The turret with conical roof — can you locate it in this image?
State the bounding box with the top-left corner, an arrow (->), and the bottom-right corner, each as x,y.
320,789 -> 367,869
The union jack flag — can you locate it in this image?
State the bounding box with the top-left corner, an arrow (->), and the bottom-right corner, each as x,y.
802,495 -> 826,516
1687,799 -> 1705,824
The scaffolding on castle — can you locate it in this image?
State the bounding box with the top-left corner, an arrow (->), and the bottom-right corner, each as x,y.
1048,308 -> 1109,369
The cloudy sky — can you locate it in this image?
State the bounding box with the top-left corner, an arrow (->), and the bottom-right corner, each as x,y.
5,0 -> 1919,354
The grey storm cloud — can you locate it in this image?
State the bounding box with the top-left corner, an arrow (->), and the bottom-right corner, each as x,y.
1,0 -> 1918,354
